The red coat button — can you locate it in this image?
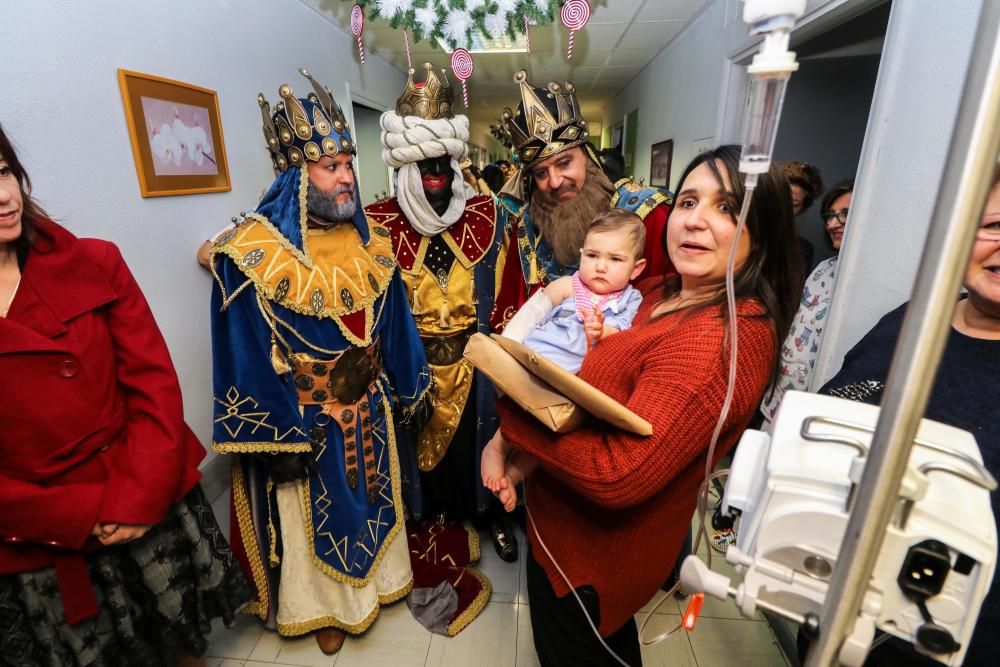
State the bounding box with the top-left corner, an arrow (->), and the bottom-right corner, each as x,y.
59,359 -> 79,378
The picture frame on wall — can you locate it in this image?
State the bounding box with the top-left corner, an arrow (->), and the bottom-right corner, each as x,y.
118,69 -> 231,197
649,139 -> 673,189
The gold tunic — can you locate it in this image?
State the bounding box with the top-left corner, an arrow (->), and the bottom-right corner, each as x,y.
401,247 -> 477,471
366,195 -> 501,471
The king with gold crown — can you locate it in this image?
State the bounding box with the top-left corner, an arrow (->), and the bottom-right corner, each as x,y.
365,64 -> 520,570
208,69 -> 432,654
490,71 -> 674,329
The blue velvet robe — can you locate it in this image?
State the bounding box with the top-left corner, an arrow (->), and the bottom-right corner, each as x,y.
209,187 -> 430,622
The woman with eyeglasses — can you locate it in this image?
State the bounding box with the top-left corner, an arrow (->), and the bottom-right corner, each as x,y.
760,178 -> 853,427
804,167 -> 1000,667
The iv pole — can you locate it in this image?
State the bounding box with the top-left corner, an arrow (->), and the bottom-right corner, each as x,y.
805,1 -> 1000,664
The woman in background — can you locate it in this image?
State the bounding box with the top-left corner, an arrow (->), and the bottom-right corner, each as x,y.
760,178 -> 853,428
0,123 -> 251,667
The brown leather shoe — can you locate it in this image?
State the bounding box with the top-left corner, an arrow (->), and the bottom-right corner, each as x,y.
315,627 -> 347,655
491,515 -> 518,563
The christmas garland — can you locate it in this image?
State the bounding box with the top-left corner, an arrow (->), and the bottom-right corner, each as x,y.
349,0 -> 559,52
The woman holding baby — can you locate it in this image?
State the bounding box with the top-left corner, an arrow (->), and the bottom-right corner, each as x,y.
488,145 -> 803,666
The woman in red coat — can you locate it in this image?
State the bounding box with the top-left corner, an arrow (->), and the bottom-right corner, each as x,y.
0,124 -> 251,666
489,145 -> 803,666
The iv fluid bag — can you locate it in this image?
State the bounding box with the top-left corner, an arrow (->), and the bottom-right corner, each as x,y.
740,74 -> 790,174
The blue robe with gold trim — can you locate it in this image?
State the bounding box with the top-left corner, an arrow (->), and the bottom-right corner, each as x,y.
209,167 -> 430,626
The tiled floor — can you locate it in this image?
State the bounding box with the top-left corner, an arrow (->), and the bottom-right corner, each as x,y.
206,490 -> 790,667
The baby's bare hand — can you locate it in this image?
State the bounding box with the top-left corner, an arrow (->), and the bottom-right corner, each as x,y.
583,309 -> 605,347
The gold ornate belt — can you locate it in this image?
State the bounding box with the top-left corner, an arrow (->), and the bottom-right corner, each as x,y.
292,342 -> 383,503
422,327 -> 476,366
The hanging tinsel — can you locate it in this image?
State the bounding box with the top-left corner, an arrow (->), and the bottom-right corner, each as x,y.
345,0 -> 557,52
484,11 -> 508,40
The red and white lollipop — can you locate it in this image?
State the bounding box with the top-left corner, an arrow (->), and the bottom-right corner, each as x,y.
451,48 -> 474,108
560,0 -> 591,60
351,4 -> 366,64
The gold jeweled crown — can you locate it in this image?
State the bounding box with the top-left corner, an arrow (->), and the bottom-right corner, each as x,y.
500,70 -> 589,169
395,63 -> 454,120
258,68 -> 355,172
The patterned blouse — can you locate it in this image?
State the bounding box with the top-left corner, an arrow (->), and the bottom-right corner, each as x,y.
760,256 -> 839,425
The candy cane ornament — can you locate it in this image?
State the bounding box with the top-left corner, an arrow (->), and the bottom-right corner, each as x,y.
451,48 -> 474,108
560,0 -> 591,60
351,4 -> 366,64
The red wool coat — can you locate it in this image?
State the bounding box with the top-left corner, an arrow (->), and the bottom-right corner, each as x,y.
0,219 -> 204,622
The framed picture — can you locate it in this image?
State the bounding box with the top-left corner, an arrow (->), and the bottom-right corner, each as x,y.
649,139 -> 673,189
118,69 -> 231,197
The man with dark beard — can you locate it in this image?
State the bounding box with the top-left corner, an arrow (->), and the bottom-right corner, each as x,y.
209,70 -> 431,655
491,71 -> 673,328
364,64 -> 518,584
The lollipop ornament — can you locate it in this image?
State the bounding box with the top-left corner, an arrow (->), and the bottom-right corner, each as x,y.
560,0 -> 591,60
451,48 -> 474,108
351,4 -> 366,64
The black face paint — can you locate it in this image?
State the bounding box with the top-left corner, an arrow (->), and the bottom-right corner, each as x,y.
417,155 -> 454,216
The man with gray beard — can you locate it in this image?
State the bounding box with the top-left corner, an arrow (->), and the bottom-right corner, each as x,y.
209,69 -> 431,656
305,178 -> 356,222
490,71 -> 673,330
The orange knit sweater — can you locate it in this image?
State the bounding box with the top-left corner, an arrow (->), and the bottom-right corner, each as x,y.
497,280 -> 776,635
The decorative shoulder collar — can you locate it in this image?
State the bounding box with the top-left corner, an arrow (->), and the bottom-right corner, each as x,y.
211,217 -> 396,319
611,179 -> 673,220
365,195 -> 497,275
495,192 -> 525,217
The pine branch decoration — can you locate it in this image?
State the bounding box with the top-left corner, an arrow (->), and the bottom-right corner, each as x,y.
350,0 -> 557,52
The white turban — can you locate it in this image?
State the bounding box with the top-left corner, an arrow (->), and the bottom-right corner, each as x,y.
380,111 -> 473,235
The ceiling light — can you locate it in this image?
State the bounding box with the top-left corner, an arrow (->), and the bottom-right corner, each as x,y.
437,32 -> 529,54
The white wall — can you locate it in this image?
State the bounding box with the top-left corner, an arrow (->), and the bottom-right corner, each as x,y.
813,0 -> 983,385
468,121 -> 508,162
600,0 -> 738,191
3,0 -> 405,470
602,0 -> 986,385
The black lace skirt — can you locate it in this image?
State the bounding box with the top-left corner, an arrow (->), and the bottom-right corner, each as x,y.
0,485 -> 253,667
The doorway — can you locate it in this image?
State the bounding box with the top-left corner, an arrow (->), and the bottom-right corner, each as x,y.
772,2 -> 891,270
351,103 -> 390,204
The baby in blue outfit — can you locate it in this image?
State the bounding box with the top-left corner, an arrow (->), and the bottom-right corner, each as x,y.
483,208 -> 648,510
